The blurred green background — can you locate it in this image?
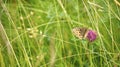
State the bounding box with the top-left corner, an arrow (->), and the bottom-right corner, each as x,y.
0,0 -> 120,67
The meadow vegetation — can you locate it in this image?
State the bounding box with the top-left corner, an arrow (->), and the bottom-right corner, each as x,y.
0,0 -> 120,67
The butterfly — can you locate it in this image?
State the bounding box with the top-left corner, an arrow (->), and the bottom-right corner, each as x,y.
72,27 -> 88,39
72,27 -> 98,42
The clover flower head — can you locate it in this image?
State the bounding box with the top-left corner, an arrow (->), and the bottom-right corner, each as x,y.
86,30 -> 97,42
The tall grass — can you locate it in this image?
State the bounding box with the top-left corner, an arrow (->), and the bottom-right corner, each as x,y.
0,0 -> 120,67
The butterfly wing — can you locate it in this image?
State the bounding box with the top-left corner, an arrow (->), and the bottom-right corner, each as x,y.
72,27 -> 88,39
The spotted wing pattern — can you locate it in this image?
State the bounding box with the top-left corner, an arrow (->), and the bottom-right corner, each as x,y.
72,27 -> 88,39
